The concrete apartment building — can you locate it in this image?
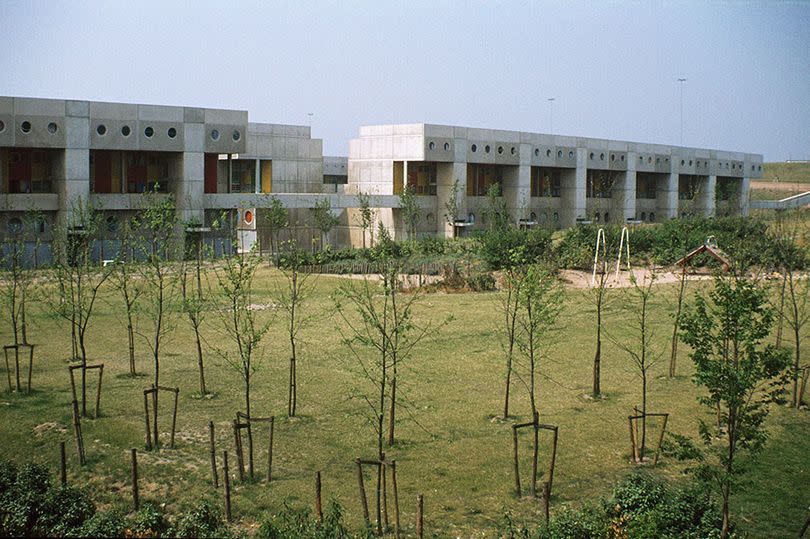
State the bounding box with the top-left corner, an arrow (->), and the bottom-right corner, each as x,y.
348,124 -> 763,240
0,96 -> 333,259
1,95 -> 760,259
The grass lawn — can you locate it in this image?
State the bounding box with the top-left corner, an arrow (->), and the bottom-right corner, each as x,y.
1,266 -> 808,537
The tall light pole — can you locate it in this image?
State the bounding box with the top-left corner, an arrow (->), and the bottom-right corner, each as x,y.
677,78 -> 687,145
307,112 -> 314,130
547,97 -> 555,133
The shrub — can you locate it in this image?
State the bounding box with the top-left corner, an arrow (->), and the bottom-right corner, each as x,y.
479,227 -> 553,270
130,503 -> 171,537
258,500 -> 352,539
76,510 -> 128,538
173,499 -> 232,538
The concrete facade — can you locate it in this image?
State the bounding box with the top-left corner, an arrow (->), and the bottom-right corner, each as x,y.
348,123 -> 762,240
1,96 -> 761,257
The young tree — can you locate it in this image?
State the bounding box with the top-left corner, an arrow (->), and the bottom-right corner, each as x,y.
669,262 -> 688,378
215,246 -> 270,421
179,225 -> 211,396
590,250 -> 612,398
398,185 -> 421,240
263,195 -> 288,265
615,272 -> 662,460
678,275 -> 791,538
355,190 -> 375,248
135,190 -> 180,445
51,202 -> 113,416
274,240 -> 316,417
443,178 -> 460,237
499,264 -> 524,420
310,198 -> 339,251
110,217 -> 143,377
0,213 -> 37,348
482,182 -> 510,231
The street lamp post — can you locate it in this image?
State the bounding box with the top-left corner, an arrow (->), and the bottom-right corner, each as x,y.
677,78 -> 687,145
547,97 -> 555,133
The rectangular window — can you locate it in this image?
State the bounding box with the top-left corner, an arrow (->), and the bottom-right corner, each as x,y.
466,164 -> 503,196
586,170 -> 613,198
406,162 -> 437,195
531,167 -> 561,197
635,173 -> 657,199
678,175 -> 702,200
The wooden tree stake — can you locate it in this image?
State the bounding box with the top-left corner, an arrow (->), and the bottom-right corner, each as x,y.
232,420 -> 244,482
70,399 -> 85,465
143,391 -> 152,450
542,481 -> 550,524
416,494 -> 424,539
170,387 -> 179,448
512,425 -> 521,497
391,460 -> 401,539
315,471 -> 323,523
131,448 -> 140,510
267,416 -> 274,482
356,458 -> 370,527
208,421 -> 218,487
223,450 -> 232,522
59,441 -> 67,486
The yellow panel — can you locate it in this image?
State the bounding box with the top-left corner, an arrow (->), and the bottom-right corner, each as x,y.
261,160 -> 272,193
393,161 -> 404,194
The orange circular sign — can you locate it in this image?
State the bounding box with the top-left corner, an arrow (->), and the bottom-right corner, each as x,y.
244,210 -> 254,225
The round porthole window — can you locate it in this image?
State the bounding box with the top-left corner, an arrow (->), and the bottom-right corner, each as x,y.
20,121 -> 31,133
530,212 -> 537,221
600,153 -> 605,160
604,212 -> 610,222
485,145 -> 491,153
106,215 -> 119,234
557,150 -> 563,158
665,158 -> 669,163
211,129 -> 220,141
471,144 -> 477,152
569,150 -> 574,158
232,130 -> 241,141
649,212 -> 655,222
0,120 -> 5,132
511,147 -> 516,155
595,212 -> 601,222
590,152 -> 594,159
168,127 -> 177,139
546,149 -> 551,157
97,124 -> 107,136
648,156 -> 653,164
429,141 -> 435,150
534,148 -> 540,157
468,213 -> 475,224
47,122 -> 58,134
681,160 -> 685,166
8,217 -> 23,234
444,142 -> 450,151
553,212 -> 559,222
620,155 -> 625,162
689,160 -> 693,166
144,126 -> 154,137
121,125 -> 131,136
497,146 -> 503,154
640,211 -> 647,221
611,154 -> 615,162
758,165 -> 761,171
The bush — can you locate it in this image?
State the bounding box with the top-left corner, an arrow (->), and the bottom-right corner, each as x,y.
479,227 -> 553,270
76,510 -> 128,538
130,503 -> 171,537
173,499 -> 232,538
258,500 -> 353,539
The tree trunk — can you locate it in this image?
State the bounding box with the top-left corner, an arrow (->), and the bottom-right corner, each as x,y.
20,287 -> 28,345
720,486 -> 730,539
776,272 -> 787,348
127,314 -> 136,376
388,376 -> 396,446
503,353 -> 512,419
641,371 -> 647,460
195,325 -> 206,396
670,269 -> 686,378
593,288 -> 603,397
794,325 -> 801,408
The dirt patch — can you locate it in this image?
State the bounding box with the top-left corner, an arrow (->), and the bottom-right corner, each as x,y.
33,422 -> 67,437
558,268 -> 714,289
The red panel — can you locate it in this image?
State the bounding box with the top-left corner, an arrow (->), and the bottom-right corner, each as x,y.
204,153 -> 218,194
94,151 -> 112,193
9,149 -> 32,193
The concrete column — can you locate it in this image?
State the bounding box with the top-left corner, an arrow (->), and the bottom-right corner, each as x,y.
255,159 -> 260,193
560,148 -> 586,227
177,152 -> 205,225
436,161 -> 467,237
739,177 -> 750,216
700,175 -> 717,217
58,114 -> 90,225
502,164 -> 531,221
620,152 -> 637,223
658,173 -> 679,220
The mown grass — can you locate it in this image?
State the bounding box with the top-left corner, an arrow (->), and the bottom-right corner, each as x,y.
0,267 -> 808,537
762,161 -> 810,183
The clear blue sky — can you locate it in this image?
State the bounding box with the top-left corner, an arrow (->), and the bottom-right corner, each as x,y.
1,0 -> 808,160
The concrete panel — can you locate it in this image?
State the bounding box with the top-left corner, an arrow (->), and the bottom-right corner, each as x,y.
184,123 -> 205,152
66,100 -> 89,117
204,109 -> 248,125
138,104 -> 184,122
203,124 -> 247,154
89,119 -> 138,150
89,101 -> 138,119
184,107 -> 205,123
14,97 -> 65,117
65,116 -> 90,149
658,173 -> 679,220
137,121 -> 185,152
0,114 -> 13,146
0,96 -> 13,114
11,115 -> 66,148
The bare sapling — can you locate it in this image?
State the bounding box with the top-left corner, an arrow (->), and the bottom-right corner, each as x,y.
180,223 -> 212,396
51,201 -> 114,416
111,218 -> 143,376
